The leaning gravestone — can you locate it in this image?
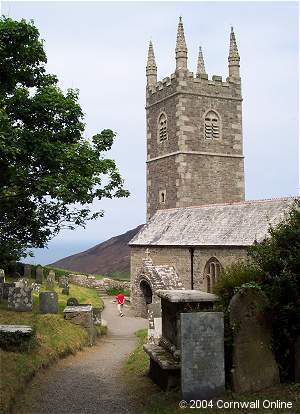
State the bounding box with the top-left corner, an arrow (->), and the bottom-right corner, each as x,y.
36,265 -> 44,284
8,286 -> 33,312
39,292 -> 58,314
229,288 -> 279,393
181,312 -> 225,400
295,336 -> 300,382
23,264 -> 31,278
46,270 -> 55,290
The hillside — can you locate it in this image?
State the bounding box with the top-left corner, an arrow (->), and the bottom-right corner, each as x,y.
50,225 -> 143,277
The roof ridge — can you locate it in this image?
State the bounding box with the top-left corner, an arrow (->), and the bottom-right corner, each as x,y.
156,196 -> 299,213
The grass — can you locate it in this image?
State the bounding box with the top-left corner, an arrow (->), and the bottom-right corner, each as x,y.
124,330 -> 300,414
106,287 -> 130,297
0,278 -> 104,414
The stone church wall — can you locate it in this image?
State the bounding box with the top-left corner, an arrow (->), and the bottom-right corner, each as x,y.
130,245 -> 248,306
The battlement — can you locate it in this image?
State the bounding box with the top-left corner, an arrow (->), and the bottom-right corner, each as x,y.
146,70 -> 241,106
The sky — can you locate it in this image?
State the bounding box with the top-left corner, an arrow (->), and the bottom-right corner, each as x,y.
2,1 -> 299,265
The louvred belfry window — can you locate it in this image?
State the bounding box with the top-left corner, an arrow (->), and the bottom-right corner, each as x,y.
158,113 -> 168,142
204,110 -> 220,140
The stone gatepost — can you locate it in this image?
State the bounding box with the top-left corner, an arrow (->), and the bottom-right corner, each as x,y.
35,265 -> 44,284
229,288 -> 279,393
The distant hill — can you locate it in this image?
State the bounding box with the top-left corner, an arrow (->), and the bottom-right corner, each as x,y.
50,225 -> 144,278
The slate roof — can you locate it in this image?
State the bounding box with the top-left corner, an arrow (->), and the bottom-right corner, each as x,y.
129,197 -> 298,247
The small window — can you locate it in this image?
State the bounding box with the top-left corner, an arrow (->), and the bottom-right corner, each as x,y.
159,190 -> 166,204
204,110 -> 221,140
158,113 -> 168,142
204,257 -> 222,293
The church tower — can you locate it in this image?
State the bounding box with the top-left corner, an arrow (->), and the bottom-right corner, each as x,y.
146,19 -> 245,220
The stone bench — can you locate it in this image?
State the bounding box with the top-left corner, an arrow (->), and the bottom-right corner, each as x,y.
144,343 -> 180,390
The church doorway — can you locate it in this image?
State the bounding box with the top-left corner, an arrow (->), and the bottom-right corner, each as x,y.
140,280 -> 153,306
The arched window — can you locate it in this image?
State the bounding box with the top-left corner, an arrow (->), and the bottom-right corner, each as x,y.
204,257 -> 222,293
159,190 -> 166,204
158,113 -> 168,142
204,110 -> 221,140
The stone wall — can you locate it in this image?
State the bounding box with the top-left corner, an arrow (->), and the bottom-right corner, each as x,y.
68,274 -> 130,291
131,245 -> 247,294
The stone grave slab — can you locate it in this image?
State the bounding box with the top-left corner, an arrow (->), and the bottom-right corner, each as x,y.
181,312 -> 225,400
39,291 -> 58,314
0,325 -> 34,351
229,289 -> 279,393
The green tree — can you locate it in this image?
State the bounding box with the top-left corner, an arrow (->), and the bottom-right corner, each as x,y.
0,17 -> 129,263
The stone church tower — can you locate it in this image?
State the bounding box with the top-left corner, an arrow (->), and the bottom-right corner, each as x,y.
146,19 -> 245,220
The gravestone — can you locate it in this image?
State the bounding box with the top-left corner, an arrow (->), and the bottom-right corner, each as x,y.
148,302 -> 162,343
92,307 -> 102,325
0,269 -> 5,284
23,264 -> 31,278
0,286 -> 3,301
59,276 -> 69,288
67,297 -> 79,306
64,305 -> 95,345
181,312 -> 225,400
295,336 -> 300,382
3,283 -> 16,300
229,289 -> 279,393
39,291 -> 58,314
36,265 -> 44,284
62,286 -> 69,295
8,286 -> 33,312
46,270 -> 55,290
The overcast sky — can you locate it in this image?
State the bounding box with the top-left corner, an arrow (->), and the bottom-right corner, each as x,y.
2,1 -> 299,265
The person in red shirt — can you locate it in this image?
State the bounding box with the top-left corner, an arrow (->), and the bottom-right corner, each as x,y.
116,292 -> 125,317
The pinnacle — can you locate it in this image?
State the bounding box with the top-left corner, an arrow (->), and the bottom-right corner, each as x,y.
176,16 -> 187,52
147,40 -> 157,69
229,26 -> 240,61
196,46 -> 206,75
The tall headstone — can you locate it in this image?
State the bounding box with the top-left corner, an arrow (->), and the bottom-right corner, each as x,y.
181,312 -> 225,400
0,269 -> 5,300
23,264 -> 32,278
59,276 -> 69,288
39,292 -> 58,314
35,265 -> 44,284
229,288 -> 279,393
148,302 -> 162,343
295,336 -> 300,382
8,286 -> 33,312
46,270 -> 55,290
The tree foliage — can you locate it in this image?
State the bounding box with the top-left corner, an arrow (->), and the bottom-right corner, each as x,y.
215,199 -> 300,381
0,17 -> 129,263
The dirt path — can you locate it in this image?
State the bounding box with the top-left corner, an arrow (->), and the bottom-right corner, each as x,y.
12,296 -> 148,414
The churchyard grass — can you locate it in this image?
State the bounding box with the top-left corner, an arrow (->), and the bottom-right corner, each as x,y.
124,330 -> 300,414
0,279 -> 104,414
